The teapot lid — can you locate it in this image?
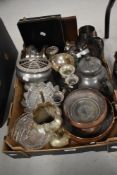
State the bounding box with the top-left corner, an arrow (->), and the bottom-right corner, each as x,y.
78,56 -> 102,75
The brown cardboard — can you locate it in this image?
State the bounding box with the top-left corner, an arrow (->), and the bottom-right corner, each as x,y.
3,58 -> 117,158
2,15 -> 117,158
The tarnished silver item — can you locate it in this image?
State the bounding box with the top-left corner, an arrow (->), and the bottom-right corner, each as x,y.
64,41 -> 76,52
52,91 -> 64,106
16,46 -> 52,83
50,131 -> 70,148
46,46 -> 59,57
77,56 -> 108,89
65,74 -> 79,88
50,53 -> 75,71
33,103 -> 62,132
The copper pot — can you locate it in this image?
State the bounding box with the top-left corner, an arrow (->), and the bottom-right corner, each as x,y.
66,118 -> 114,144
63,89 -> 107,132
78,126 -> 101,135
64,100 -> 114,144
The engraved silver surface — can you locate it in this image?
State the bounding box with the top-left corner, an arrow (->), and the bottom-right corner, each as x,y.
17,57 -> 51,74
16,46 -> 52,82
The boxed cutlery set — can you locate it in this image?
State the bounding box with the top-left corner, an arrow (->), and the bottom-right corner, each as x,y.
1,15 -> 117,158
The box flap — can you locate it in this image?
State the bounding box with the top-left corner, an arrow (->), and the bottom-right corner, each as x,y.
62,16 -> 78,42
17,15 -> 65,51
0,18 -> 18,127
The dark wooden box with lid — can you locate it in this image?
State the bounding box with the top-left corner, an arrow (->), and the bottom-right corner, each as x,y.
1,15 -> 117,159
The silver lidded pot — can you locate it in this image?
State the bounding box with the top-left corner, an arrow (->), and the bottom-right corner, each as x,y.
16,46 -> 52,83
77,56 -> 108,89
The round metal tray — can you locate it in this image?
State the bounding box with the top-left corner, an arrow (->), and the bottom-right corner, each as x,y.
64,100 -> 114,143
63,89 -> 107,129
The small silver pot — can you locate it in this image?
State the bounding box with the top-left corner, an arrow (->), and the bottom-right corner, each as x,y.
65,74 -> 79,88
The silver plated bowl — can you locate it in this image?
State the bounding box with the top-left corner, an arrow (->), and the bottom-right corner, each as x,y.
51,53 -> 75,71
16,56 -> 51,83
59,64 -> 75,78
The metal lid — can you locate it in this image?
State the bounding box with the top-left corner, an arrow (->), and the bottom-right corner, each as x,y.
78,56 -> 102,76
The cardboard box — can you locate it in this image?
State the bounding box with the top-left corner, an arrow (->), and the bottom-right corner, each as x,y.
1,15 -> 117,158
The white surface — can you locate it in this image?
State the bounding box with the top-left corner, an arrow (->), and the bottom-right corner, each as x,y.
0,0 -> 117,175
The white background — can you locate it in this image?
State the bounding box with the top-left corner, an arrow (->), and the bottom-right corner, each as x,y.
0,0 -> 117,174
